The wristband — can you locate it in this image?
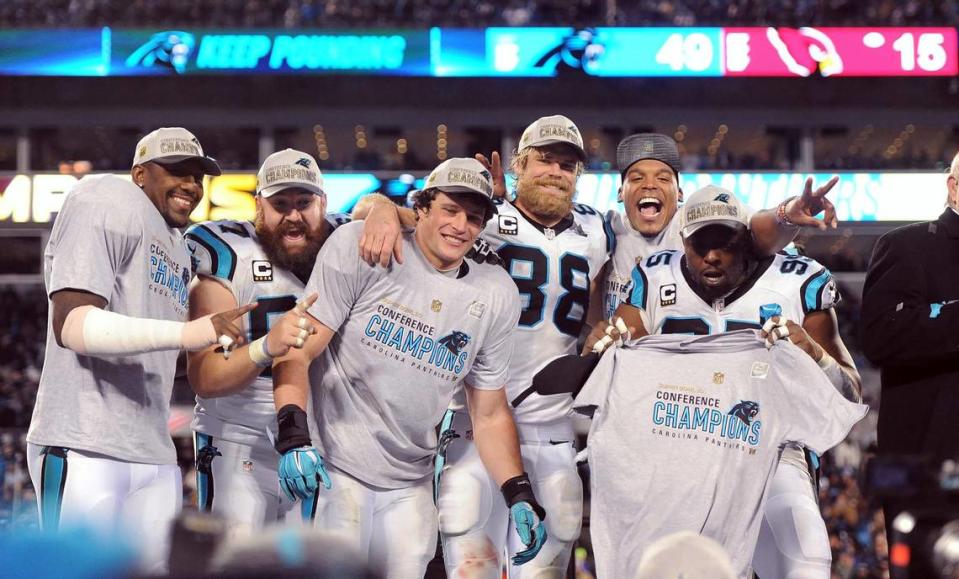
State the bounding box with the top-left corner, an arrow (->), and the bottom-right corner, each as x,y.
501,473 -> 545,518
775,196 -> 800,227
275,404 -> 312,454
248,336 -> 273,367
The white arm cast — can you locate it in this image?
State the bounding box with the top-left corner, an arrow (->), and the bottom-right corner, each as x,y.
60,305 -> 217,356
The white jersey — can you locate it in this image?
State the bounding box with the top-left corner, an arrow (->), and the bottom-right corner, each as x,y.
603,209 -> 683,319
627,251 -> 840,336
186,214 -> 350,448
627,250 -> 841,474
482,199 -> 611,424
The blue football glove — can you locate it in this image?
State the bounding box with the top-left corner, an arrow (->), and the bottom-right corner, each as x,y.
501,473 -> 548,566
278,446 -> 332,502
510,500 -> 548,565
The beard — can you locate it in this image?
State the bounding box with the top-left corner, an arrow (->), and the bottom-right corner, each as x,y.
514,175 -> 574,222
254,209 -> 326,283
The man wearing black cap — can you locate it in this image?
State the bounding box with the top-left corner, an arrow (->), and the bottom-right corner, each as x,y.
603,132 -> 840,320
26,127 -> 250,572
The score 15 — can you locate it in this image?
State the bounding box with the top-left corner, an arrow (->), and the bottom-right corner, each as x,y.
881,32 -> 948,72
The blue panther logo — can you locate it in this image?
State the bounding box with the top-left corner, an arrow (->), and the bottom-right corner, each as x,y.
713,193 -> 731,203
295,157 -> 312,168
126,31 -> 196,74
438,331 -> 471,355
728,401 -> 760,425
479,169 -> 491,181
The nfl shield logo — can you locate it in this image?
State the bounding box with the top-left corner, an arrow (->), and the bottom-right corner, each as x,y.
431,300 -> 442,313
713,372 -> 724,385
242,460 -> 254,472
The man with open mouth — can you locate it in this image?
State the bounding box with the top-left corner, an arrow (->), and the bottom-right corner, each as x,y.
184,148 -> 362,536
603,132 -> 840,320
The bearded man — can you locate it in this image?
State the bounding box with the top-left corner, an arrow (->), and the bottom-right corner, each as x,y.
186,148 -> 379,535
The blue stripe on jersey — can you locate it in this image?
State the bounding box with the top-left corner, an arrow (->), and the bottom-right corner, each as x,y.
186,225 -> 237,281
300,489 -> 319,522
627,265 -> 649,310
40,446 -> 68,531
602,215 -> 616,255
195,432 -> 214,511
433,409 -> 458,502
802,268 -> 831,314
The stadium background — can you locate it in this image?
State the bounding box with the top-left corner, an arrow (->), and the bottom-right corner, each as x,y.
3,3 -> 959,577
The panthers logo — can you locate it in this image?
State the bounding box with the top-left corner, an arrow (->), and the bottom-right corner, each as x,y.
295,157 -> 312,168
438,331 -> 471,355
126,30 -> 196,74
479,169 -> 491,182
713,193 -> 731,203
728,401 -> 760,425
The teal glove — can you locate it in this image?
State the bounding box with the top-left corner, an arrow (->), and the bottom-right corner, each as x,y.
510,500 -> 548,565
501,473 -> 548,566
278,446 -> 332,502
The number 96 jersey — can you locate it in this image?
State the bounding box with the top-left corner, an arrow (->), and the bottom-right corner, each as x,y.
627,250 -> 840,335
185,215 -> 349,449
484,199 -> 611,424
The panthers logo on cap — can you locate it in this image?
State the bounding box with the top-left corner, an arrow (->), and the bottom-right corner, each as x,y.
713,193 -> 731,203
295,157 -> 312,168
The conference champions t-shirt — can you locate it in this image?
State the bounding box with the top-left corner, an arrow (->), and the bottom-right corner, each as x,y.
574,331 -> 868,578
29,175 -> 192,464
305,221 -> 521,489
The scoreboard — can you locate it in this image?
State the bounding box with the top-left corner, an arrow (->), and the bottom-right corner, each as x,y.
0,26 -> 955,77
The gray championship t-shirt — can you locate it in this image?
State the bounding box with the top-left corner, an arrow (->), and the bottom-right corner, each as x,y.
305,221 -> 521,488
28,174 -> 192,465
574,331 -> 868,579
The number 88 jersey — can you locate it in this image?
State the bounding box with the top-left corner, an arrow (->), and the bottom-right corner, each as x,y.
185,215 -> 349,449
485,199 -> 612,424
627,250 -> 840,336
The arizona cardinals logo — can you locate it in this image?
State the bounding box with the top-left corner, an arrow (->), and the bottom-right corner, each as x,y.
438,331 -> 471,355
728,401 -> 760,425
126,31 -> 196,74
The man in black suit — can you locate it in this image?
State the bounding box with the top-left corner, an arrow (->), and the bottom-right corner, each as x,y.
861,153 -> 959,549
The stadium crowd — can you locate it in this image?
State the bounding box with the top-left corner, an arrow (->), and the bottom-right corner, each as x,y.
0,0 -> 953,28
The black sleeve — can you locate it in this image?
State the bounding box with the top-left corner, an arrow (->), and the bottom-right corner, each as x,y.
860,230 -> 959,366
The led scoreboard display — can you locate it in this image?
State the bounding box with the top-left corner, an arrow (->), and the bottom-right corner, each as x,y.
0,26 -> 955,77
723,27 -> 958,76
433,26 -> 958,77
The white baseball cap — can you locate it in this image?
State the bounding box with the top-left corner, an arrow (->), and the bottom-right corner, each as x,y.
422,157 -> 497,215
635,531 -> 737,579
680,184 -> 750,238
132,127 -> 222,175
256,149 -> 324,197
518,115 -> 587,162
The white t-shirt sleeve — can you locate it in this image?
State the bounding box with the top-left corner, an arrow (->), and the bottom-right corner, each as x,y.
771,342 -> 868,455
305,222 -> 371,332
465,287 -> 521,391
48,182 -> 140,303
